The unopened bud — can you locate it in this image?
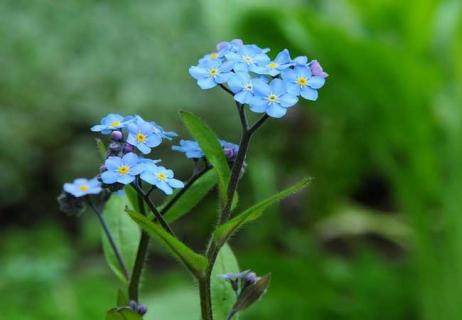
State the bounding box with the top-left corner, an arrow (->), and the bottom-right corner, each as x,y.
111,130 -> 123,141
122,143 -> 134,154
137,304 -> 147,315
128,300 -> 137,310
109,142 -> 121,153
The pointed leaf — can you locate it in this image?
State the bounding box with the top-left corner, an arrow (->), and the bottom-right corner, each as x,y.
106,307 -> 142,320
117,289 -> 129,307
127,208 -> 208,277
180,111 -> 230,205
102,192 -> 141,283
162,169 -> 218,223
214,178 -> 311,244
211,244 -> 240,320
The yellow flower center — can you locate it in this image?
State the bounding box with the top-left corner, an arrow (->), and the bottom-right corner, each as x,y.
156,172 -> 167,181
296,77 -> 308,87
208,67 -> 219,77
268,62 -> 279,69
210,52 -> 219,60
79,185 -> 89,192
110,120 -> 121,128
117,165 -> 130,175
242,55 -> 253,64
136,133 -> 146,143
267,94 -> 278,104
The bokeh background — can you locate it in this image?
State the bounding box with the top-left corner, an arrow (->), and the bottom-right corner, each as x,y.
1,0 -> 462,319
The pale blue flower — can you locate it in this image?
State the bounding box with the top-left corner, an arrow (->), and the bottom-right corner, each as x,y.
91,114 -> 133,134
225,44 -> 270,73
64,178 -> 102,197
151,121 -> 177,140
140,164 -> 184,195
253,49 -> 293,76
282,65 -> 326,101
101,153 -> 144,185
127,118 -> 162,154
292,55 -> 309,66
227,72 -> 268,104
172,140 -> 204,159
248,78 -> 298,118
189,59 -> 234,89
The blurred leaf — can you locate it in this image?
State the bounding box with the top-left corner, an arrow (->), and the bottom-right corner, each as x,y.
102,193 -> 141,283
214,178 -> 311,244
315,204 -> 411,248
163,169 -> 218,223
106,307 -> 142,320
95,138 -> 107,161
232,273 -> 271,313
117,289 -> 129,307
127,208 -> 208,277
211,244 -> 240,320
180,111 -> 230,206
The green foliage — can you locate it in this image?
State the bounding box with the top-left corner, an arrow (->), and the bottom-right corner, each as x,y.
102,193 -> 141,283
232,273 -> 271,314
163,169 -> 218,223
211,244 -> 240,320
180,111 -> 230,205
127,208 -> 208,277
106,307 -> 142,320
214,178 -> 311,244
95,138 -> 107,161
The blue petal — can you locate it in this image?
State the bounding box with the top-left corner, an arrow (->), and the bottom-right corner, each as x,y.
140,172 -> 157,185
122,152 -> 139,166
136,143 -> 151,155
286,83 -> 301,96
215,72 -> 233,84
189,66 -> 208,79
270,79 -> 285,95
248,97 -> 268,113
117,174 -> 135,185
101,171 -> 118,184
252,78 -> 270,96
266,104 -> 287,118
105,157 -> 122,170
91,125 -> 105,132
198,77 -> 217,89
301,87 -> 318,101
234,91 -> 252,104
275,49 -> 291,64
279,94 -> 298,108
146,134 -> 162,148
157,181 -> 173,195
168,178 -> 184,189
131,163 -> 145,175
308,76 -> 325,89
227,75 -> 244,93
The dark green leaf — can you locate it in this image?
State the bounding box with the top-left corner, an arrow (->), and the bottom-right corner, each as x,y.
106,307 -> 142,320
127,208 -> 208,277
102,193 -> 141,283
214,178 -> 311,244
232,273 -> 271,313
211,244 -> 240,320
95,138 -> 107,161
117,289 -> 129,307
162,169 -> 218,223
180,111 -> 230,205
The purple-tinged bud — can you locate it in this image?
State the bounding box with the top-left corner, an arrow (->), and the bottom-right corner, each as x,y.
310,60 -> 328,78
137,304 -> 147,315
109,142 -> 121,154
244,272 -> 258,285
128,300 -> 137,310
223,148 -> 235,159
122,143 -> 134,154
111,130 -> 123,141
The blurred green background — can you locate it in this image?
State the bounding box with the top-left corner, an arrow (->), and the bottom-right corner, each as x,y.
1,0 -> 462,319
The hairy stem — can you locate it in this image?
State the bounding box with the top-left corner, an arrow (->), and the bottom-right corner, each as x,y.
87,198 -> 129,280
199,277 -> 213,320
128,191 -> 150,301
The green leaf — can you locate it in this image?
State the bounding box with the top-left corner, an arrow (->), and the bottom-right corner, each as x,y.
102,192 -> 141,283
124,185 -> 140,212
95,138 -> 107,161
211,244 -> 240,320
127,208 -> 208,277
214,178 -> 311,244
106,307 -> 142,320
116,289 -> 129,307
162,169 -> 218,223
180,111 -> 230,205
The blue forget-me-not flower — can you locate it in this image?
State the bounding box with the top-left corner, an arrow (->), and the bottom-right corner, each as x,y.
140,164 -> 184,195
225,44 -> 270,73
172,140 -> 204,159
91,114 -> 133,134
127,117 -> 162,154
253,49 -> 293,77
282,65 -> 326,101
227,72 -> 263,105
101,153 -> 144,185
189,59 -> 234,90
64,178 -> 102,197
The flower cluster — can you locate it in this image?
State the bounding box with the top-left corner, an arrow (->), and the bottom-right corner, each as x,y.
189,39 -> 328,118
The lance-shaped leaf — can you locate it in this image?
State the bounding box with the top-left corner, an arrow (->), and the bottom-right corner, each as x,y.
180,111 -> 230,205
211,244 -> 240,320
95,137 -> 107,161
102,192 -> 141,283
127,208 -> 208,277
214,178 -> 311,244
162,169 -> 218,223
106,307 -> 142,320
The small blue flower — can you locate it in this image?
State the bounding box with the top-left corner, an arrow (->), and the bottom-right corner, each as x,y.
189,59 -> 234,90
64,178 -> 102,197
151,121 -> 177,140
292,55 -> 309,66
248,78 -> 299,118
101,153 -> 144,185
127,118 -> 162,154
225,44 -> 270,73
220,140 -> 239,160
227,72 -> 267,104
216,39 -> 243,54
91,114 -> 133,134
282,65 -> 326,101
172,140 -> 204,159
253,49 -> 293,76
140,164 -> 184,195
